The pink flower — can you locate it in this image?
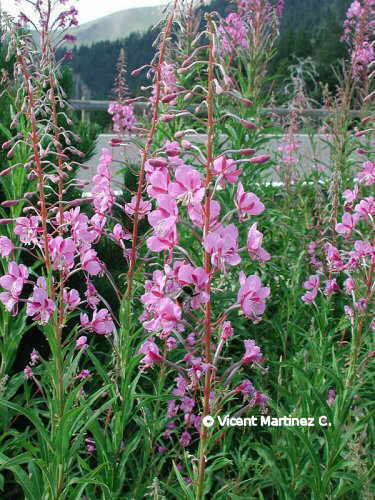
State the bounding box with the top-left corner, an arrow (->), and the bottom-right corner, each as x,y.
179,430 -> 191,448
76,335 -> 88,349
301,289 -> 318,304
124,196 -> 152,219
237,272 -> 270,321
251,391 -> 269,408
63,288 -> 80,310
92,149 -> 115,214
324,244 -> 345,272
166,336 -> 177,350
343,186 -> 359,203
324,279 -> 339,296
355,197 -> 375,218
110,223 -> 131,243
147,170 -> 170,199
49,237 -> 76,270
147,195 -> 179,252
14,216 -> 40,245
0,236 -> 14,257
80,308 -> 114,335
138,337 -> 163,369
77,369 -> 90,379
30,349 -> 39,365
218,12 -> 249,55
24,365 -> 33,379
234,379 -> 255,396
188,200 -> 221,229
143,297 -> 182,334
353,240 -> 373,258
246,223 -> 271,262
180,396 -> 195,413
81,247 -> 102,276
176,265 -> 210,308
167,399 -> 179,417
221,320 -> 233,341
344,305 -> 354,322
344,277 -> 355,294
164,140 -> 180,157
108,102 -> 136,133
0,262 -> 29,313
148,195 -> 178,228
355,297 -> 367,312
85,280 -> 100,309
356,161 -> 375,185
327,389 -> 336,407
145,157 -> 169,180
303,275 -> 320,291
26,279 -> 55,324
204,224 -> 241,271
335,212 -> 359,237
168,166 -> 205,204
147,224 -> 178,252
235,183 -> 265,220
242,339 -> 263,364
213,156 -> 242,185
301,274 -> 320,304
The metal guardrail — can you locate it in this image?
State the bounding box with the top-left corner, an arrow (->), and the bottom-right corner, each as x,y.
70,99 -> 367,121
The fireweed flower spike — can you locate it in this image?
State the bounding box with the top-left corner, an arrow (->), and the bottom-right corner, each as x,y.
0,2 -> 116,492
301,141 -> 374,384
132,11 -> 271,496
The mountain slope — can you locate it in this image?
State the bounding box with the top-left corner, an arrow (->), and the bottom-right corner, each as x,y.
71,5 -> 166,46
68,0 -> 352,100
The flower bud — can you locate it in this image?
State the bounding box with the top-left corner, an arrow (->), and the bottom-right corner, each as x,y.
249,155 -> 270,164
240,119 -> 257,130
160,114 -> 175,122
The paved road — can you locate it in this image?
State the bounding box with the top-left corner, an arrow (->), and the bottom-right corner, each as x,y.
80,133 -> 333,189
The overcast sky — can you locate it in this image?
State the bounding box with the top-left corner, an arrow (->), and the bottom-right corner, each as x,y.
1,0 -> 167,24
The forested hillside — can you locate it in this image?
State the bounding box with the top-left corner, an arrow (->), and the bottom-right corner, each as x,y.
67,0 -> 352,100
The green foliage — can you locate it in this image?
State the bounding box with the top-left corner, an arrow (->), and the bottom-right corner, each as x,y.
66,0 -> 351,102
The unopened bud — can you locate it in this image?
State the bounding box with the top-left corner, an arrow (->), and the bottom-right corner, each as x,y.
249,155 -> 270,164
240,119 -> 257,130
1,200 -> 20,207
109,138 -> 123,147
355,129 -> 372,137
238,148 -> 256,155
214,80 -> 224,95
183,92 -> 193,102
160,114 -> 175,122
162,93 -> 178,103
148,158 -> 168,168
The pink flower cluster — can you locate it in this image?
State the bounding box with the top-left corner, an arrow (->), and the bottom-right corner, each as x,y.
343,0 -> 375,78
0,154 -> 118,334
108,102 -> 136,134
218,12 -> 249,56
302,157 -> 374,329
134,135 -> 271,450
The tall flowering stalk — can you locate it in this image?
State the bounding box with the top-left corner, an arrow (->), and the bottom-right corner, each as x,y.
125,0 -> 179,299
343,0 -> 375,103
301,14 -> 374,383
108,48 -> 136,135
0,2 -> 115,496
133,4 -> 272,495
218,0 -> 284,103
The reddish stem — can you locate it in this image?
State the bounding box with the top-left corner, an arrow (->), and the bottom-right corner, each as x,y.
197,16 -> 215,500
125,0 -> 178,299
